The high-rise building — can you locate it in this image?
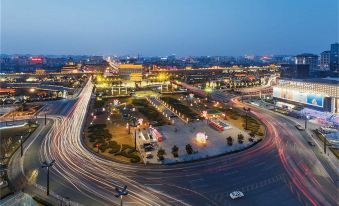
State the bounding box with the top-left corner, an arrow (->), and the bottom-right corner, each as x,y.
280,64 -> 310,79
294,53 -> 319,72
320,51 -> 330,70
330,42 -> 339,73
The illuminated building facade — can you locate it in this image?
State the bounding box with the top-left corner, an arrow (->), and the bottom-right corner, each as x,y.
118,64 -> 143,80
273,78 -> 338,113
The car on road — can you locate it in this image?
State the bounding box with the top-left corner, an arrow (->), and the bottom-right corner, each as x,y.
230,191 -> 244,199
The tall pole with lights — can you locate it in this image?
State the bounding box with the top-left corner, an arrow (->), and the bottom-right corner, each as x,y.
41,160 -> 55,196
304,115 -> 309,130
20,136 -> 23,157
243,107 -> 251,130
114,185 -> 128,206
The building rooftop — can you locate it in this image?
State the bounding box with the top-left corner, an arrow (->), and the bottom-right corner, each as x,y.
280,78 -> 339,85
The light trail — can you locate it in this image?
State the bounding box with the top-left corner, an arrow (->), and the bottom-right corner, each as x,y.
39,79 -> 183,205
33,82 -> 337,206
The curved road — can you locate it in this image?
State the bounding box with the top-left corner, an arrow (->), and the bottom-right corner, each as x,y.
8,79 -> 338,206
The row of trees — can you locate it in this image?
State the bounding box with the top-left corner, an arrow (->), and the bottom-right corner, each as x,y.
157,133 -> 256,161
157,144 -> 194,161
227,133 -> 256,145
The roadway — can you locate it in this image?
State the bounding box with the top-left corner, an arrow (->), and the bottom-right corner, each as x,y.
6,79 -> 338,206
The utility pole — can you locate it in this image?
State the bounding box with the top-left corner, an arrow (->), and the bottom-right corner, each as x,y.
41,160 -> 55,196
304,115 -> 308,130
44,113 -> 47,125
114,185 -> 128,206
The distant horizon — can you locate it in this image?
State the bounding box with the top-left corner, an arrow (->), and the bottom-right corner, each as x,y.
1,47 -> 337,58
1,0 -> 338,55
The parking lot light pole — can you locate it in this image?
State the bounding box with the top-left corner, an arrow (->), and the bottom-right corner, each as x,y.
41,160 -> 55,196
45,113 -> 47,125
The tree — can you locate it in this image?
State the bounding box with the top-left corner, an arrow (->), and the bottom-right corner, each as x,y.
238,133 -> 244,144
171,145 -> 179,157
249,132 -> 256,138
249,132 -> 255,142
227,136 -> 233,146
185,144 -> 193,155
157,148 -> 166,161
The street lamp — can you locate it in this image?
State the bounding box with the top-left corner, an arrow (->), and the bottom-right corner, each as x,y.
304,115 -> 309,130
114,185 -> 128,206
20,136 -> 23,157
243,107 -> 251,130
129,117 -> 139,150
44,113 -> 47,125
41,160 -> 55,196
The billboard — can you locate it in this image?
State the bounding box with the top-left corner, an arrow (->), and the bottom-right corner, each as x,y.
306,94 -> 324,107
273,87 -> 324,108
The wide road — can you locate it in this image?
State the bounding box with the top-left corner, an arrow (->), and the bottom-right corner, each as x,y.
8,80 -> 338,206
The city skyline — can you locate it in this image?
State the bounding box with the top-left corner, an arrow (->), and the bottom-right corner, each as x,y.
1,0 -> 338,56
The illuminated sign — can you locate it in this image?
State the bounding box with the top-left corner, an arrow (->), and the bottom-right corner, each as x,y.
273,87 -> 324,108
306,94 -> 324,107
31,57 -> 43,63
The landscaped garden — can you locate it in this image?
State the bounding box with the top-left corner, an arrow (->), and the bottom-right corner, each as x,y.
131,98 -> 170,126
86,123 -> 141,163
160,96 -> 199,120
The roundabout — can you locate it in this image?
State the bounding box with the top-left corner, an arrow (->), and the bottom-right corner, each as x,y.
8,80 -> 338,206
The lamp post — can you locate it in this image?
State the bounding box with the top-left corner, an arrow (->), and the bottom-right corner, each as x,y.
243,107 -> 251,130
324,136 -> 327,154
304,115 -> 309,130
114,185 -> 128,206
44,113 -> 47,125
41,160 -> 55,196
20,136 -> 23,157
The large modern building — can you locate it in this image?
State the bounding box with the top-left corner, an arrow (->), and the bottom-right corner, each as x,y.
330,42 -> 339,73
320,51 -> 330,71
118,64 -> 143,80
273,78 -> 338,114
280,64 -> 310,79
294,53 -> 318,72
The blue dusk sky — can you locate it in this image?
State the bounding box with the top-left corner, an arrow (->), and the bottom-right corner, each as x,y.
1,0 -> 338,56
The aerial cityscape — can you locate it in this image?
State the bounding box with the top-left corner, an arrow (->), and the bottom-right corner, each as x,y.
0,0 -> 338,206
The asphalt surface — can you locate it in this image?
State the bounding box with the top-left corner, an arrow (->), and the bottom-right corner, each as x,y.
6,80 -> 338,206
